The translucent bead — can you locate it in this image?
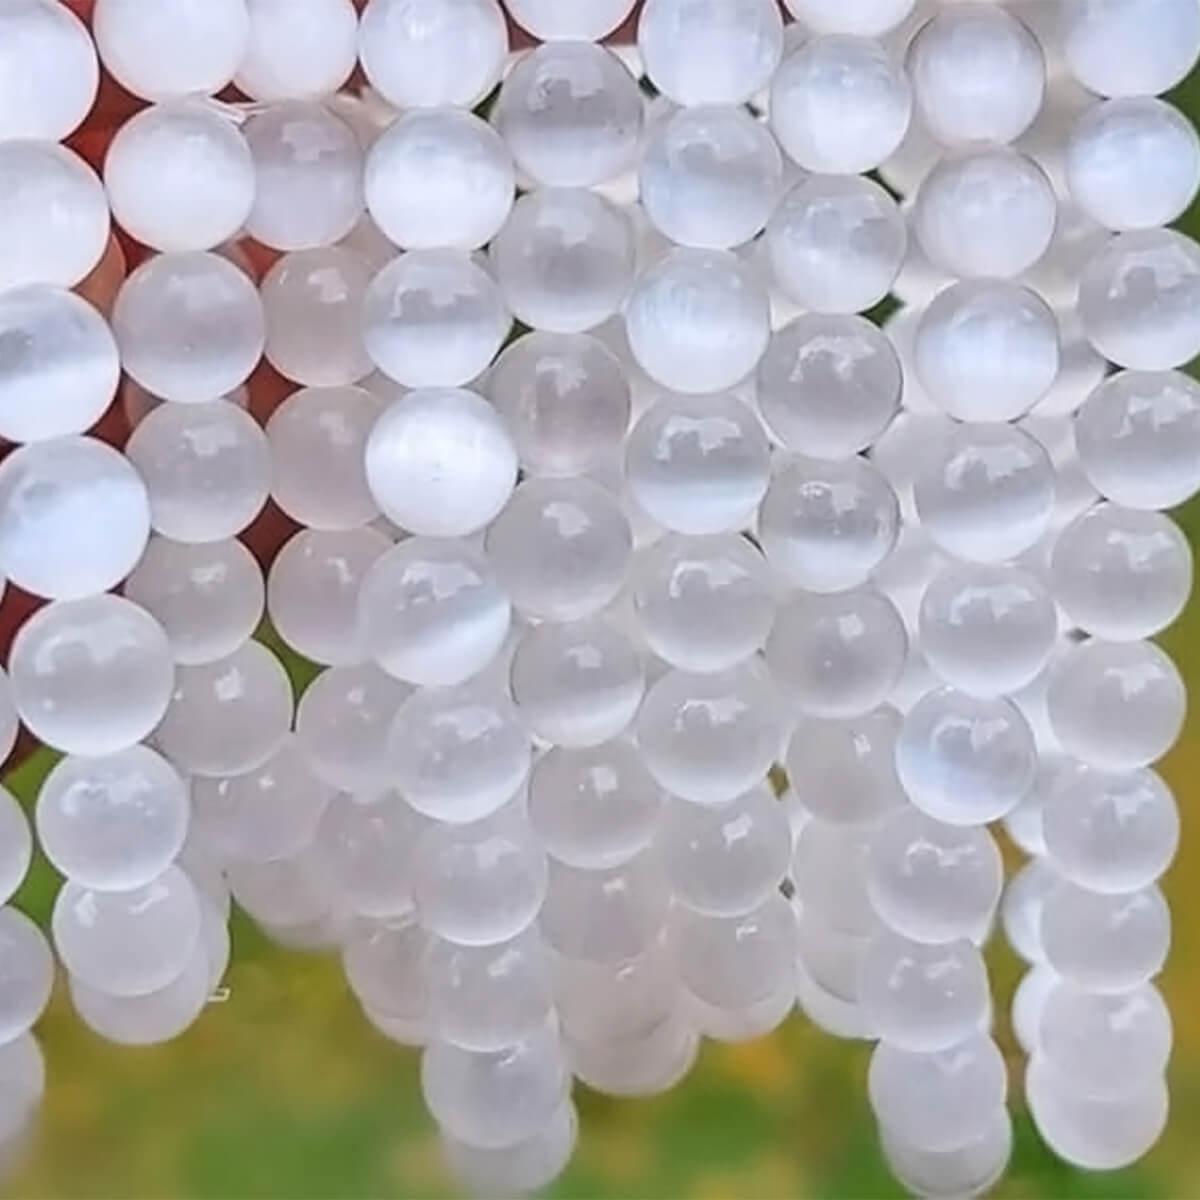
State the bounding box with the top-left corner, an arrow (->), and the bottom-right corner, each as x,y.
908,5 -> 1045,147
358,0 -> 505,110
625,248 -> 770,394
757,314 -> 901,460
1046,639 -> 1184,770
913,422 -> 1055,564
792,818 -> 878,935
0,0 -> 98,141
771,35 -> 911,174
111,252 -> 265,404
1001,856 -> 1057,965
93,0 -> 248,101
52,865 -> 201,998
389,685 -> 530,824
487,333 -> 630,477
785,707 -> 905,826
1042,880 -> 1169,993
485,477 -> 631,622
509,0 -> 634,38
236,0 -> 357,101
767,176 -> 906,314
365,389 -> 516,537
568,1011 -> 699,1096
636,662 -> 782,806
913,148 -> 1056,280
897,687 -> 1036,825
421,1022 -> 568,1151
244,102 -> 364,251
491,189 -> 633,335
640,105 -> 783,249
1078,230 -> 1200,371
638,0 -> 782,106
154,641 -> 293,778
869,1034 -> 1007,1154
342,913 -> 428,1031
783,0 -> 914,36
0,141 -> 108,292
1075,370 -> 1200,510
758,455 -> 899,591
0,909 -> 52,1044
0,1031 -> 43,1143
914,281 -> 1059,423
881,1109 -> 1012,1196
510,619 -> 644,748
1062,0 -> 1200,97
553,940 -> 677,1044
0,788 -> 29,908
658,784 -> 789,917
225,843 -> 338,930
867,809 -> 1003,944
1012,964 -> 1058,1055
126,400 -> 269,544
267,527 -> 389,666
859,931 -> 990,1052
625,393 -> 770,536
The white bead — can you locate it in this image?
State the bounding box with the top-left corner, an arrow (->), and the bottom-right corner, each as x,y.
783,0 -> 915,36
225,844 -> 336,931
508,0 -> 634,39
767,175 -> 906,314
914,148 -> 1056,280
495,43 -> 643,188
771,36 -> 912,174
1001,856 -> 1057,965
1012,964 -> 1058,1055
112,252 -> 265,405
358,0 -> 505,110
792,819 -> 877,935
638,0 -> 783,107
0,141 -> 108,291
568,1013 -> 699,1096
880,1109 -> 1012,1196
442,1099 -> 576,1198
236,0 -> 358,101
0,910 -> 52,1044
365,389 -> 517,538
343,915 -> 428,1041
0,787 -> 30,907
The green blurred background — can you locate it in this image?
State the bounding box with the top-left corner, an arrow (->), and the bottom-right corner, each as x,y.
4,73 -> 1200,1200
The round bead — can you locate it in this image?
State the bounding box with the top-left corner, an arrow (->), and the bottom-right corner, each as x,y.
442,1099 -> 576,1198
880,1111 -> 1014,1200
236,0 -> 357,101
625,393 -> 770,535
111,252 -> 265,404
914,149 -> 1056,280
1078,230 -> 1200,370
495,43 -> 642,188
0,788 -> 30,908
771,35 -> 912,174
625,248 -> 770,394
791,819 -> 877,935
0,909 -> 53,1044
767,175 -> 906,314
1047,639 -> 1185,770
365,389 -> 516,537
0,141 -> 108,291
640,105 -> 783,249
509,0 -> 635,40
342,911 -> 427,1025
491,189 -> 633,334
783,0 -> 915,36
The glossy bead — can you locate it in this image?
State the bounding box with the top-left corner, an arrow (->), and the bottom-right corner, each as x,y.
0,788 -> 30,908
783,0 -> 915,36
0,909 -> 53,1044
442,1099 -> 576,1198
236,0 -> 358,101
508,0 -> 635,39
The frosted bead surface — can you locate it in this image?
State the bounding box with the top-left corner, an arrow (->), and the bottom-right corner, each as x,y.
509,0 -> 635,40
0,788 -> 31,908
442,1100 -> 576,1198
0,909 -> 53,1044
783,0 -> 915,36
237,0 -> 358,101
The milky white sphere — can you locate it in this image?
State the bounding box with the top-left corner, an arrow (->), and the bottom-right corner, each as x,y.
442,1099 -> 576,1197
486,478 -> 631,622
52,865 -> 200,998
365,389 -> 516,537
913,422 -> 1055,564
112,252 -> 265,404
626,393 -> 769,536
0,287 -> 118,444
1078,230 -> 1200,371
491,189 -> 634,334
0,788 -> 29,909
389,685 -> 530,824
568,1011 -> 699,1096
771,35 -> 912,174
641,105 -> 783,250
553,939 -> 678,1043
914,282 -> 1059,422
244,102 -> 364,251
359,0 -> 505,109
0,141 -> 108,292
488,333 -> 630,477
126,400 -> 269,544
783,0 -> 915,35
1062,0 -> 1200,97
638,0 -> 782,106
495,43 -> 642,188
881,1108 -> 1013,1198
0,909 -> 52,1044
236,0 -> 356,101
527,741 -> 661,870
9,595 -> 172,758
154,641 -> 292,778
507,0 -> 634,38
859,931 -> 990,1053
767,176 -> 906,314
342,912 -> 427,1023
635,662 -> 782,806
914,149 -> 1056,280
0,1031 -> 44,1146
1001,856 -> 1059,965
365,110 -> 512,251
1041,881 -> 1169,993
909,5 -> 1045,147
0,0 -> 98,141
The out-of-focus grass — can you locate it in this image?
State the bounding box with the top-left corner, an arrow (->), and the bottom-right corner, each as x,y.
4,65 -> 1200,1200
